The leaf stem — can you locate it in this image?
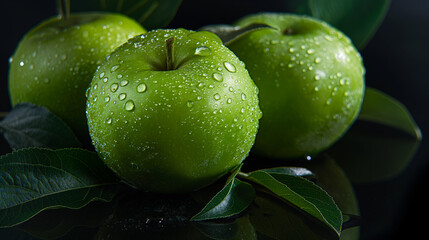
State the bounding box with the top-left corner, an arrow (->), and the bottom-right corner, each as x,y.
165,37 -> 175,71
236,171 -> 250,179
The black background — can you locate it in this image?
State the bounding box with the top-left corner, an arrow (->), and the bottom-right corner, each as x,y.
0,0 -> 428,239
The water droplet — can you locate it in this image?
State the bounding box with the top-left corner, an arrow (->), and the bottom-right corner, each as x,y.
314,57 -> 322,64
326,98 -> 332,105
137,83 -> 147,93
223,62 -> 236,72
85,88 -> 91,98
19,61 -> 24,66
119,93 -> 127,100
314,86 -> 320,92
110,83 -> 119,92
102,77 -> 108,83
324,35 -> 334,41
99,72 -> 105,78
194,46 -> 211,56
106,117 -> 112,124
117,74 -> 123,79
213,73 -> 223,82
289,48 -> 295,53
214,93 -> 221,100
125,100 -> 135,111
120,80 -> 129,86
29,64 -> 34,70
227,98 -> 232,104
110,64 -> 120,72
307,49 -> 315,54
187,100 -> 194,108
241,93 -> 246,101
229,87 -> 234,92
314,75 -> 321,81
339,78 -> 345,86
93,84 -> 98,90
8,57 -> 13,63
104,96 -> 110,102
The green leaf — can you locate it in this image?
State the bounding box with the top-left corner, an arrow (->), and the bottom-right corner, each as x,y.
261,167 -> 316,181
290,0 -> 390,49
70,0 -> 183,29
328,120 -> 420,183
191,165 -> 255,221
0,103 -> 81,150
0,148 -> 120,228
249,192 -> 343,240
359,87 -> 422,140
200,23 -> 274,46
244,170 -> 342,237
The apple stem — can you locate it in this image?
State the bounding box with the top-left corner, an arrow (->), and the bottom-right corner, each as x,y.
57,0 -> 70,23
284,28 -> 293,35
166,37 -> 175,71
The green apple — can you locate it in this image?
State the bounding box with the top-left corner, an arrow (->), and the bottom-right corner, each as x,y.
227,13 -> 365,158
8,13 -> 145,144
86,29 -> 261,193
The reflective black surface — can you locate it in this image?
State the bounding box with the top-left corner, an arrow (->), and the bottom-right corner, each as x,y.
1,1 -> 428,239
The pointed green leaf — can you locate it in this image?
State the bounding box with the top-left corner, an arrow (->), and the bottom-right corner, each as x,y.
191,165 -> 255,221
200,23 -> 274,46
0,148 -> 120,227
70,0 -> 183,29
289,0 -> 390,49
262,167 -> 316,181
245,170 -> 342,236
359,87 -> 422,140
0,103 -> 81,150
328,120 -> 420,183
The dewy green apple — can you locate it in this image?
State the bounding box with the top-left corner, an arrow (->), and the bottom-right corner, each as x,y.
86,29 -> 261,193
8,13 -> 145,144
227,13 -> 365,158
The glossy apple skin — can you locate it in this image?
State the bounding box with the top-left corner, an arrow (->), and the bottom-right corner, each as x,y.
8,13 -> 145,143
86,29 -> 261,193
228,13 -> 365,158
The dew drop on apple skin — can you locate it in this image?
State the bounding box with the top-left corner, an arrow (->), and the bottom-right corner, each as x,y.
214,93 -> 221,100
110,83 -> 119,92
120,80 -> 129,86
137,83 -> 147,93
213,73 -> 223,82
194,46 -> 211,56
125,100 -> 135,111
118,93 -> 127,100
241,93 -> 246,101
106,117 -> 112,124
110,64 -> 120,72
223,62 -> 236,72
186,100 -> 194,108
